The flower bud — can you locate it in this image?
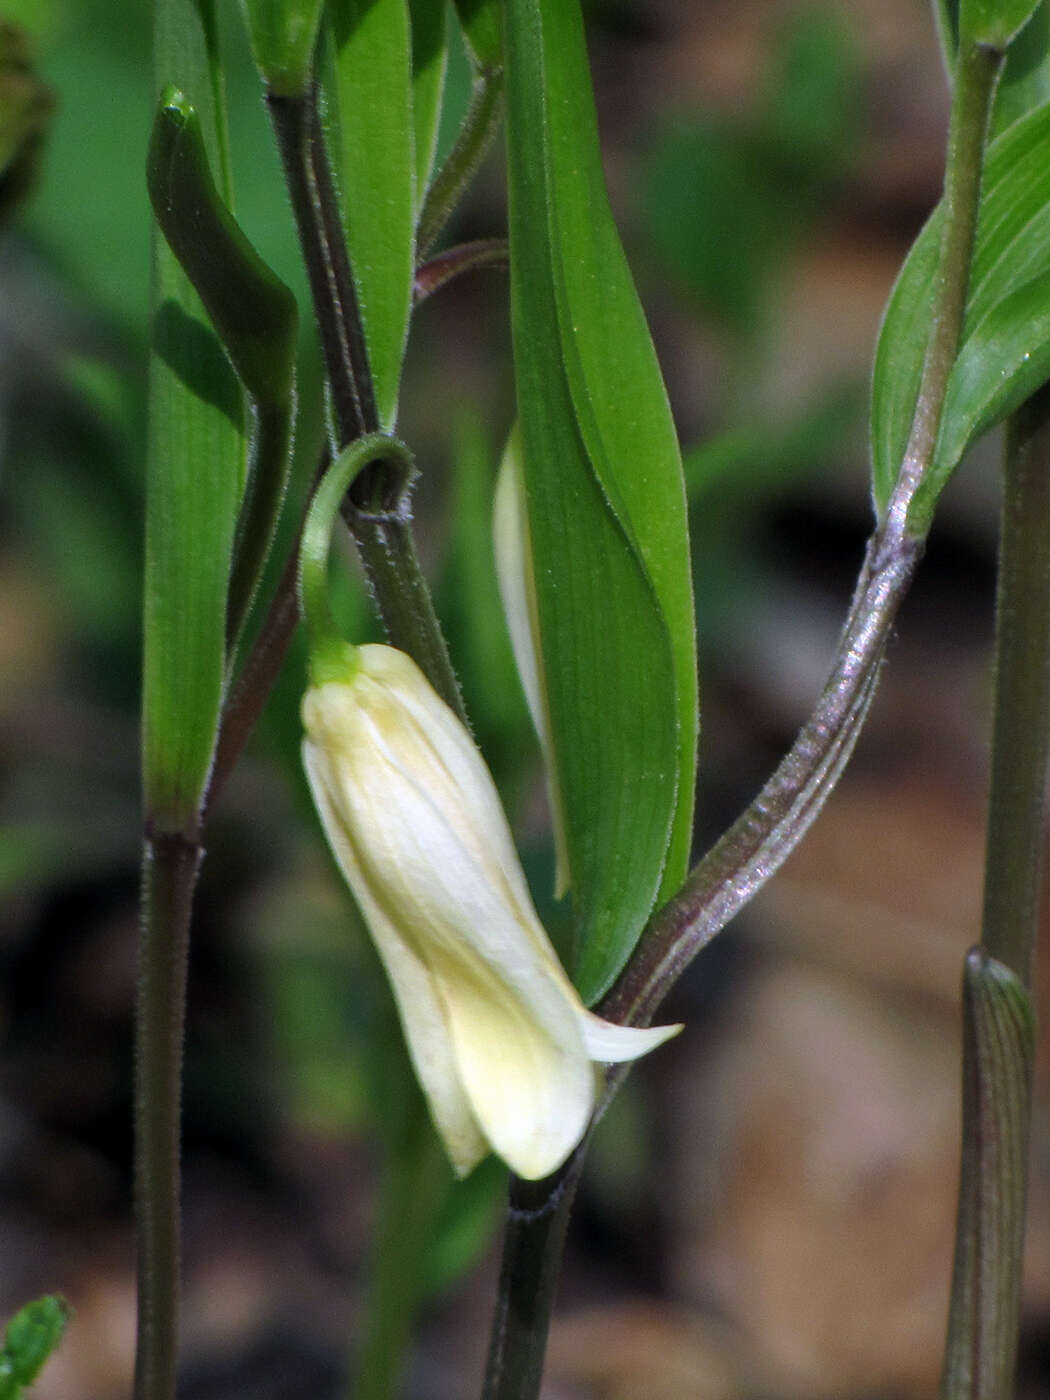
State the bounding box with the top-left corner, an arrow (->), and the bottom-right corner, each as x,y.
302,643 -> 680,1180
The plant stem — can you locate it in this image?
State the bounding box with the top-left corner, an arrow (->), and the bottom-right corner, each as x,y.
481,1150 -> 586,1400
480,35 -> 1004,1400
208,542 -> 302,811
414,239 -> 508,304
267,85 -> 465,719
940,383 -> 1050,1400
226,396 -> 296,659
979,382 -> 1050,988
341,483 -> 466,718
416,67 -> 504,259
267,87 -> 376,441
902,38 -> 1005,533
134,830 -> 201,1400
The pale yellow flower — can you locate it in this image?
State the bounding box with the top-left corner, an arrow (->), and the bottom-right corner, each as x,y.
302,643 -> 680,1180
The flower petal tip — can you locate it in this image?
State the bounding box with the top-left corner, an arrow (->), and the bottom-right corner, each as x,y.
579,1012 -> 683,1064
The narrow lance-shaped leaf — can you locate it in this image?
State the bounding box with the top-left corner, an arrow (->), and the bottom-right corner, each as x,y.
409,0 -> 448,202
239,0 -> 326,97
871,95 -> 1050,518
992,2 -> 1050,136
505,0 -> 698,1002
932,0 -> 1045,73
144,0 -> 245,832
960,0 -> 1041,48
324,0 -> 415,429
942,949 -> 1034,1400
147,88 -> 299,652
452,0 -> 502,72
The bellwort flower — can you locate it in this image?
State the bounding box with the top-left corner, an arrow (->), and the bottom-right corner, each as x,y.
298,437 -> 681,1180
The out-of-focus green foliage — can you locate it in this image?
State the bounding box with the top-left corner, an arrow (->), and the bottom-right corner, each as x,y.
639,11 -> 858,350
0,23 -> 55,223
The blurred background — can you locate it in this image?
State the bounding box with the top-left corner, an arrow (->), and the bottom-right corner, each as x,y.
3,0 -> 1050,1395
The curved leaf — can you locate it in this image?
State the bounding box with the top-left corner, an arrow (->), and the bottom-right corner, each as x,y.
409,0 -> 447,200
871,98 -> 1050,515
869,208 -> 941,509
144,0 -> 245,832
505,0 -> 698,1002
147,89 -> 298,653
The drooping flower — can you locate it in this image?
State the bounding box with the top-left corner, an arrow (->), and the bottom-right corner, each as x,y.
302,642 -> 680,1180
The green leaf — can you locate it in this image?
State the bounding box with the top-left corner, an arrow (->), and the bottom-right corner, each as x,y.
409,0 -> 448,201
870,208 -> 942,509
993,2 -> 1050,135
0,23 -> 56,223
148,89 -> 297,407
943,949 -> 1033,1399
0,1297 -> 70,1398
960,0 -> 1041,48
505,0 -> 698,1002
325,0 -> 415,429
239,0 -> 325,96
933,266 -> 1050,481
451,0 -> 502,72
143,0 -> 245,832
147,87 -> 298,651
934,0 -> 1045,69
871,98 -> 1050,516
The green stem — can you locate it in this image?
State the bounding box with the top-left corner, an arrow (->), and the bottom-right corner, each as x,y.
416,67 -> 504,258
480,35 -> 1005,1400
940,384 -> 1050,1400
208,538 -> 302,812
267,85 -> 465,719
267,87 -> 376,441
298,434 -> 414,662
134,830 -> 201,1400
903,39 -> 1005,533
340,488 -> 466,719
979,383 -> 1050,988
226,396 -> 296,658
